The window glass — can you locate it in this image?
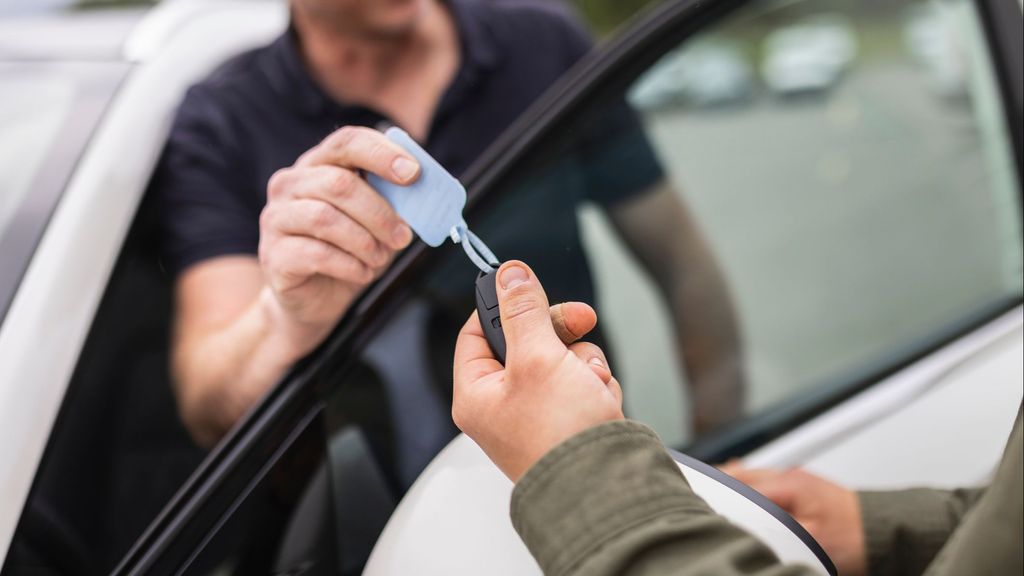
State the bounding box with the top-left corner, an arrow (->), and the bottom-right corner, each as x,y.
107,0 -> 1020,573
0,62 -> 122,322
325,0 -> 1021,505
0,74 -> 74,237
611,0 -> 1021,446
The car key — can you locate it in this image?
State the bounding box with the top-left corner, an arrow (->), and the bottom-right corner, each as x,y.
474,269 -> 506,364
367,127 -> 507,363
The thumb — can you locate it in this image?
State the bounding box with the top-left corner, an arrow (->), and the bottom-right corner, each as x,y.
497,261 -> 563,363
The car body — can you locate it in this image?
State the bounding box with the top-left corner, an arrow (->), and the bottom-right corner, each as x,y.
0,0 -> 1021,574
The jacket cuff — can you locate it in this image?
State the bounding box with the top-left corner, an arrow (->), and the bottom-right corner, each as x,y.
858,489 -> 965,576
510,420 -> 711,576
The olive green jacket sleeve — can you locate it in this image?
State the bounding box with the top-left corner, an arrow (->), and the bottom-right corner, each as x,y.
857,488 -> 984,576
510,411 -> 1022,576
509,420 -> 819,576
859,407 -> 1023,576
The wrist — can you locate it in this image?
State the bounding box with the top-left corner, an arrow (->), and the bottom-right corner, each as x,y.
257,286 -> 332,365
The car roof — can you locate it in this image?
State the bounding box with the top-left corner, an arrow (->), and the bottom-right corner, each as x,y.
0,0 -> 283,63
0,9 -> 147,61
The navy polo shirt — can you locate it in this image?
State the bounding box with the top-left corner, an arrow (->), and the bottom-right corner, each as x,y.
151,0 -> 664,482
152,0 -> 664,319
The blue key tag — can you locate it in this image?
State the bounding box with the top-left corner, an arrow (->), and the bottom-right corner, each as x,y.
367,127 -> 499,273
367,127 -> 466,248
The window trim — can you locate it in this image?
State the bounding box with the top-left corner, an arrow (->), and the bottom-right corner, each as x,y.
114,0 -> 1024,570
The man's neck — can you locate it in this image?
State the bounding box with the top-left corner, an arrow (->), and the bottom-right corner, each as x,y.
291,1 -> 455,107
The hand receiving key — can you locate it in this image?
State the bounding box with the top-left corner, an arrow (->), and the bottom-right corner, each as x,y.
453,261 -> 624,481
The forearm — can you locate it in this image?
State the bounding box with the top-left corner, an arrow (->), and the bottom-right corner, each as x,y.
606,184 -> 746,433
668,263 -> 745,433
512,420 -> 815,576
173,287 -> 317,447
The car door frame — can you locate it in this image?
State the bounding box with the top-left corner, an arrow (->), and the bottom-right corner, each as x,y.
113,0 -> 1024,572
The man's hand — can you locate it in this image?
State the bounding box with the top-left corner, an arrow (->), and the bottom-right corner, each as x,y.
258,126 -> 418,358
722,464 -> 867,576
452,261 -> 624,482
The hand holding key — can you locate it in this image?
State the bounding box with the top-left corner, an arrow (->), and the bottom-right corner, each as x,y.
369,127 -> 505,360
453,261 -> 625,482
366,130 -> 621,480
258,126 -> 418,358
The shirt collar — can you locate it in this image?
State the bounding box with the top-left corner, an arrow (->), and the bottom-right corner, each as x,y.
262,0 -> 501,119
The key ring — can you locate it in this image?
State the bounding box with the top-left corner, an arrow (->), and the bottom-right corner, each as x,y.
450,221 -> 499,273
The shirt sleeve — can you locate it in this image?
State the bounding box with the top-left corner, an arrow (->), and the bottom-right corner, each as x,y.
510,420 -> 820,576
546,9 -> 666,208
150,85 -> 261,276
575,101 -> 666,207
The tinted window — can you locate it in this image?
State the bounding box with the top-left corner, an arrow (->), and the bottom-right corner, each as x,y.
108,0 -> 1020,572
606,0 -> 1022,448
305,0 -> 1018,568
325,0 -> 1021,459
0,62 -> 123,323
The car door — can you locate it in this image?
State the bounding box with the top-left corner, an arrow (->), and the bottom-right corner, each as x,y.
112,0 -> 1023,573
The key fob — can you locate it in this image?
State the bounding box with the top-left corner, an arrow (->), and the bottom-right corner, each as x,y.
475,269 -> 506,364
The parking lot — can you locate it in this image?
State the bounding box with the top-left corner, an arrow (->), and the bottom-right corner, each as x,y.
583,60 -> 1021,443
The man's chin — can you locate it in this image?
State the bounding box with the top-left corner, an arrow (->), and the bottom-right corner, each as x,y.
366,0 -> 425,38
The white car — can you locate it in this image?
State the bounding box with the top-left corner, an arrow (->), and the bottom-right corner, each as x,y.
762,15 -> 859,95
1,0 -> 1021,574
904,2 -> 971,99
628,41 -> 754,109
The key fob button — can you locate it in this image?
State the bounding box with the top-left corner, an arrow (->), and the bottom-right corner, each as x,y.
476,270 -> 500,310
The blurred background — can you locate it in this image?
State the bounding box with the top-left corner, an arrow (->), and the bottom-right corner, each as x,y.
5,0 -> 661,35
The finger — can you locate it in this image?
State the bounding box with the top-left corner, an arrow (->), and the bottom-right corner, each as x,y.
725,467 -> 785,486
717,459 -> 745,476
550,302 -> 597,345
724,468 -> 799,512
568,341 -> 613,384
284,166 -> 413,251
751,481 -> 797,512
497,261 -> 563,364
453,311 -> 504,392
297,125 -> 421,185
265,199 -> 391,270
606,376 -> 623,405
266,235 -> 373,287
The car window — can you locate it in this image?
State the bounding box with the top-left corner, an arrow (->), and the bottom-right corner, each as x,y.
602,0 -> 1023,451
0,73 -> 73,236
105,0 -> 1021,573
318,0 -> 1021,470
612,0 -> 1022,450
309,0 -> 1019,568
312,0 -> 1021,569
0,62 -> 123,324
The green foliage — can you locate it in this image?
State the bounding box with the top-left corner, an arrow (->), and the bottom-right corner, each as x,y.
569,0 -> 664,36
73,0 -> 156,9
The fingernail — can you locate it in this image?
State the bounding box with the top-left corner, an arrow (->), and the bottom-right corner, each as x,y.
393,223 -> 412,246
588,357 -> 606,368
499,265 -> 529,290
392,157 -> 418,182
